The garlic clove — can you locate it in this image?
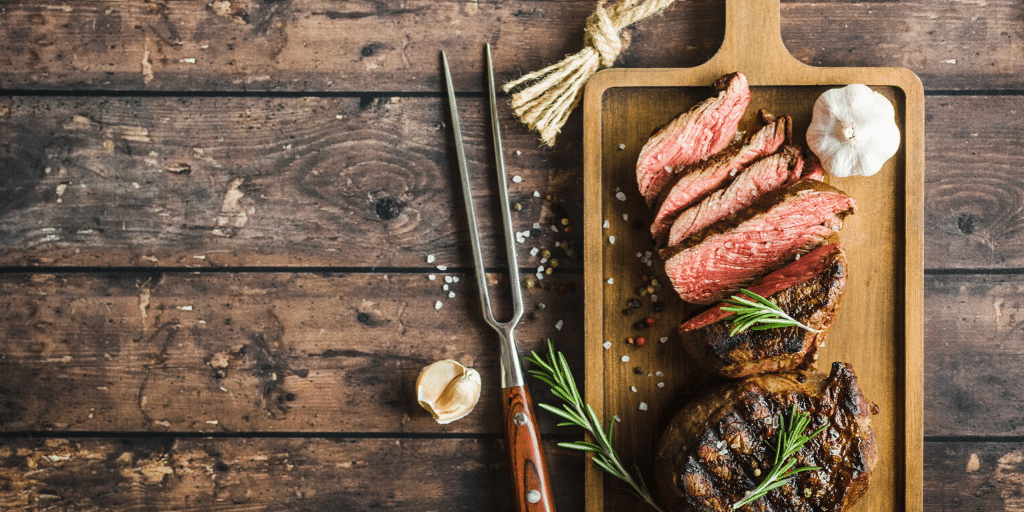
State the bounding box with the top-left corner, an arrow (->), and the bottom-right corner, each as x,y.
416,359 -> 482,424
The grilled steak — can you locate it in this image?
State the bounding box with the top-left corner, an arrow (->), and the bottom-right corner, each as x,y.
660,180 -> 856,305
678,244 -> 848,378
636,73 -> 751,204
665,145 -> 803,247
655,362 -> 878,512
651,114 -> 791,242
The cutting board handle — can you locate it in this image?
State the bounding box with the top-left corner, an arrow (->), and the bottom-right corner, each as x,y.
700,0 -> 808,81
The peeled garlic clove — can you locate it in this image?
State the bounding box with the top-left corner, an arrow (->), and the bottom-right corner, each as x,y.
416,359 -> 481,425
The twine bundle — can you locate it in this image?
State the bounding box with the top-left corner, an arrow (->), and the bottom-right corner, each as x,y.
503,0 -> 678,147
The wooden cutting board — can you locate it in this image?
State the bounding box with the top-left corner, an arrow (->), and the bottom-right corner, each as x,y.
581,0 -> 924,510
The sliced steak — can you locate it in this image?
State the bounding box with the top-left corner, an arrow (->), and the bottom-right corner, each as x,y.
650,114 -> 791,242
660,180 -> 856,305
666,145 -> 804,247
655,362 -> 878,512
678,244 -> 848,378
636,73 -> 751,203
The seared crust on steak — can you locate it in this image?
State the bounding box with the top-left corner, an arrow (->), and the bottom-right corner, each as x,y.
655,362 -> 878,512
637,73 -> 751,204
679,244 -> 848,378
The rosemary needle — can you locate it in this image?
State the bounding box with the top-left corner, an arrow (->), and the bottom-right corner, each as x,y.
721,288 -> 821,337
525,340 -> 666,512
732,404 -> 828,509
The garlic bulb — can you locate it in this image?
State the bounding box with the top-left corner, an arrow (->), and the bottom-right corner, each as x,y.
416,359 -> 481,424
806,84 -> 901,178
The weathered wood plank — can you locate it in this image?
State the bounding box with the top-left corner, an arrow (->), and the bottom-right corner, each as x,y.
925,96 -> 1024,270
0,95 -> 584,267
925,274 -> 1024,437
924,441 -> 1024,511
0,437 -> 585,511
0,272 -> 585,433
0,1 -> 1019,92
3,94 -> 1024,270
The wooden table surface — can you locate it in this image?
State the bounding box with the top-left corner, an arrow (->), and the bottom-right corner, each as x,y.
0,1 -> 1021,510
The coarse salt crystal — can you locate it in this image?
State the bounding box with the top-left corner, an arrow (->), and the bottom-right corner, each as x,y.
533,222 -> 541,229
621,355 -> 630,362
608,236 -> 615,244
540,258 -> 547,264
651,294 -> 658,302
603,341 -> 612,349
426,254 -> 435,264
516,150 -> 522,156
657,382 -> 665,388
551,225 -> 559,232
655,371 -> 664,377
615,191 -> 627,201
530,247 -> 539,256
638,402 -> 649,411
613,415 -> 621,422
603,220 -> 610,229
607,278 -> 614,284
443,284 -> 449,291
537,265 -> 544,273
436,265 -> 447,271
445,276 -> 453,283
555,320 -> 564,330
795,253 -> 801,260
622,214 -> 628,221
660,337 -> 668,343
434,301 -> 443,310
636,252 -> 643,258
428,275 -> 436,280
619,143 -> 626,150
630,386 -> 637,393
645,251 -> 652,258
536,272 -> 544,281
512,175 -> 522,183
516,233 -> 524,244
448,291 -> 455,299
452,277 -> 459,283
533,191 -> 541,197
730,168 -> 738,176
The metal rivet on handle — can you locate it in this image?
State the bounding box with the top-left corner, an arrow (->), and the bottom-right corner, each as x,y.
513,412 -> 528,426
526,489 -> 541,503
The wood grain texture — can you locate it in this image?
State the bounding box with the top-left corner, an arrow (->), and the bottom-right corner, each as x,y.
0,272 -> 584,433
0,437 -> 585,511
925,96 -> 1024,270
0,1 -> 1020,92
503,385 -> 556,512
925,274 -> 1024,437
923,441 -> 1024,511
0,95 -> 583,267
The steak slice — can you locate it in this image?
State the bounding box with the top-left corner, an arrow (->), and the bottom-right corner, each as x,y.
636,73 -> 750,204
654,362 -> 878,512
650,114 -> 791,242
665,145 -> 804,247
678,244 -> 848,378
660,180 -> 856,305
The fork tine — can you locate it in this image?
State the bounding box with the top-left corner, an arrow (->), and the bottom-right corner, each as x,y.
486,43 -> 525,326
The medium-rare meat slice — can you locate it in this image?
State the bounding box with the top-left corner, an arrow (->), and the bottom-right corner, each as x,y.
636,73 -> 750,203
660,180 -> 856,305
666,145 -> 804,247
654,362 -> 878,512
678,244 -> 847,378
650,114 -> 791,242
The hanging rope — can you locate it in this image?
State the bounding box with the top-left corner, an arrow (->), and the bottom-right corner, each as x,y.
503,0 -> 678,147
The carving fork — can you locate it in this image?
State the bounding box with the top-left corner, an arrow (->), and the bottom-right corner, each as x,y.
441,44 -> 557,512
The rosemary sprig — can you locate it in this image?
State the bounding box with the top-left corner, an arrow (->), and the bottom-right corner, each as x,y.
732,404 -> 828,509
525,340 -> 666,512
721,289 -> 821,337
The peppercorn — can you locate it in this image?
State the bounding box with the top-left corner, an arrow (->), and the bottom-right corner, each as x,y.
633,320 -> 648,330
622,308 -> 636,317
536,303 -> 546,311
636,286 -> 649,298
523,277 -> 535,289
546,194 -> 553,201
560,218 -> 569,226
540,249 -> 551,259
549,259 -> 559,268
513,202 -> 522,211
644,317 -> 655,326
652,301 -> 666,313
626,337 -> 635,345
633,366 -> 644,375
635,336 -> 647,347
650,278 -> 660,287
530,228 -> 541,237
626,298 -> 642,309
564,226 -> 572,232
646,285 -> 656,294
640,274 -> 650,283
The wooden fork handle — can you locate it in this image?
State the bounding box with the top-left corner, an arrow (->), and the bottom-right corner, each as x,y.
503,385 -> 557,512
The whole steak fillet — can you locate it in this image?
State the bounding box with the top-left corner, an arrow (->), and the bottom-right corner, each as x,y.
651,114 -> 791,243
654,362 -> 879,512
679,244 -> 848,378
666,144 -> 804,247
660,180 -> 857,305
636,73 -> 751,204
